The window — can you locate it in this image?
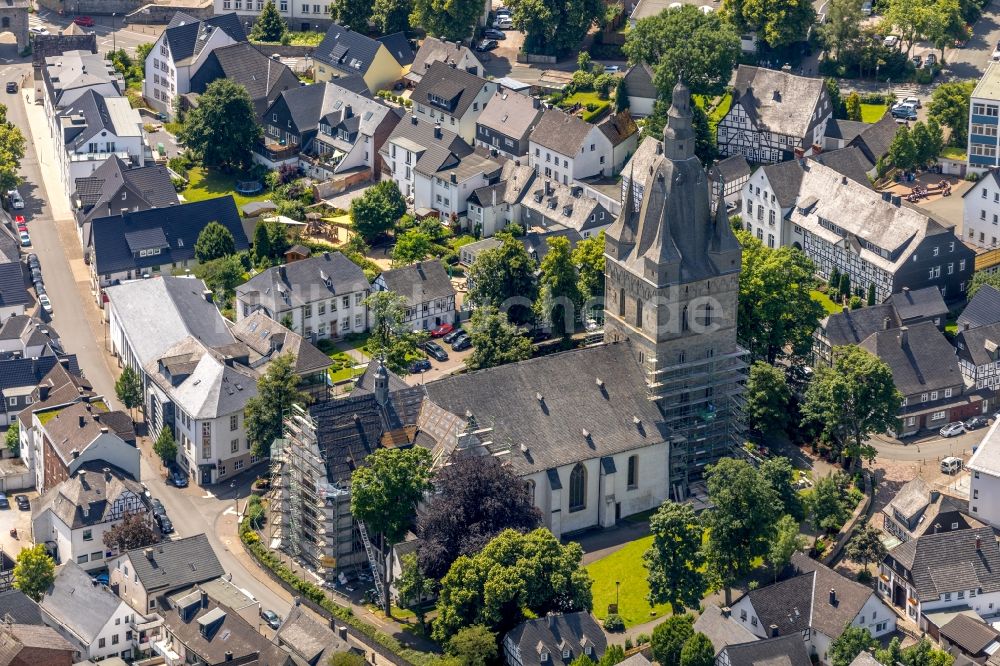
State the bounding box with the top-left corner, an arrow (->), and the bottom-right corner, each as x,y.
931,391 -> 938,400
235,459 -> 245,471
921,393 -> 928,402
740,610 -> 747,621
961,259 -> 967,271
569,463 -> 586,512
342,317 -> 350,331
342,296 -> 350,309
231,439 -> 239,454
98,637 -> 105,648
202,441 -> 211,458
618,288 -> 625,317
635,299 -> 643,328
318,303 -> 326,316
355,314 -> 363,328
304,304 -> 312,318
230,414 -> 238,431
931,410 -> 947,421
945,388 -> 952,398
112,634 -> 120,645
218,464 -> 226,477
627,455 -> 638,489
83,529 -> 93,541
945,592 -> 952,601
751,617 -> 758,627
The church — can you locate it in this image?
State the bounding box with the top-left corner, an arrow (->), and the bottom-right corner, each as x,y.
268,79 -> 747,582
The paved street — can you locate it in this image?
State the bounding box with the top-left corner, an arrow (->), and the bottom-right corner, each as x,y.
31,9 -> 163,56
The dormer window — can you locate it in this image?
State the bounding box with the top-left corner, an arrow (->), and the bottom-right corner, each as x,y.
585,647 -> 592,656
562,650 -> 570,659
540,653 -> 549,663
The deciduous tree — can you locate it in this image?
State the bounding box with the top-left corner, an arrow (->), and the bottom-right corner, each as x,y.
536,236 -> 581,337
830,627 -> 875,666
351,447 -> 433,614
153,426 -> 178,466
737,0 -> 816,48
846,92 -> 862,121
447,625 -> 498,666
194,255 -> 244,300
13,544 -> 54,601
4,421 -> 16,457
651,614 -> 695,666
643,501 -> 705,614
115,366 -> 143,417
410,0 -> 482,41
250,0 -> 288,41
372,0 -> 413,33
928,80 -> 974,146
509,0 -> 604,57
760,456 -> 805,521
466,306 -> 533,370
350,180 -> 406,240
744,362 -> 792,437
573,231 -> 605,304
396,553 -> 436,627
820,0 -> 863,60
768,514 -> 806,580
467,233 -> 538,325
103,511 -> 157,552
253,222 -> 272,263
245,354 -> 305,457
392,229 -> 434,266
810,473 -> 853,532
680,633 -> 716,666
969,270 -> 1000,298
0,105 -> 25,193
330,0 -> 372,30
180,80 -> 261,172
194,221 -> 237,262
364,290 -> 427,374
846,522 -> 887,572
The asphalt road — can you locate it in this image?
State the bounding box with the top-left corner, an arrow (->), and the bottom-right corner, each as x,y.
31,9 -> 163,57
872,425 -> 984,463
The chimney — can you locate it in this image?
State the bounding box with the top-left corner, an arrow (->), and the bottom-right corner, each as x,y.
450,172 -> 457,184
434,123 -> 442,139
829,588 -> 837,605
772,89 -> 781,101
338,625 -> 348,640
547,614 -> 555,628
225,651 -> 233,662
964,322 -> 971,331
891,195 -> 902,207
770,624 -> 779,638
201,590 -> 209,608
71,449 -> 80,459
79,415 -> 85,428
977,536 -> 982,551
330,618 -> 336,630
899,326 -> 908,348
103,467 -> 111,480
882,191 -> 892,202
58,357 -> 70,368
655,142 -> 663,155
411,114 -> 418,125
79,470 -> 86,484
277,265 -> 286,280
720,607 -> 731,618
203,290 -> 213,303
883,317 -> 891,330
100,427 -> 108,434
144,547 -> 154,560
344,104 -> 352,118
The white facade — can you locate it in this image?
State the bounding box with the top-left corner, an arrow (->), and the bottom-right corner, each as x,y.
528,127 -> 613,185
236,286 -> 370,339
717,98 -> 832,165
739,168 -> 794,249
968,419 -> 1000,527
371,275 -> 455,330
962,174 -> 1000,249
211,0 -> 329,32
413,81 -> 497,144
143,28 -> 237,117
56,104 -> 145,202
45,596 -> 140,662
169,403 -> 260,486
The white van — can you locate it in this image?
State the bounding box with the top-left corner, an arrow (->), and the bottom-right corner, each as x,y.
941,456 -> 963,474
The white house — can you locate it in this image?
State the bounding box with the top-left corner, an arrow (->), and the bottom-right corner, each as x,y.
411,61 -> 496,144
968,420 -> 1000,528
142,12 -> 247,118
40,560 -> 146,662
32,463 -> 150,572
955,321 -> 1000,392
528,109 -> 615,185
42,50 -> 124,118
730,553 -> 895,664
962,169 -> 1000,249
372,261 -> 456,331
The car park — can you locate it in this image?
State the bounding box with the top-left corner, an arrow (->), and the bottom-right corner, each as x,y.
431,323 -> 454,338
966,416 -> 990,430
14,495 -> 28,511
18,231 -> 30,247
408,358 -> 431,373
482,28 -> 506,39
0,494 -> 10,510
939,422 -> 965,437
476,39 -> 499,52
4,82 -> 15,94
38,294 -> 52,314
261,610 -> 282,630
7,191 -> 22,209
442,328 -> 466,344
73,16 -> 95,27
941,456 -> 963,473
423,341 -> 449,361
451,335 -> 472,351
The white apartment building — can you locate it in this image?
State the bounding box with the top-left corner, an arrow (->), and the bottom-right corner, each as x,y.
528,109 -> 614,185
962,169 -> 1000,249
411,61 -> 496,144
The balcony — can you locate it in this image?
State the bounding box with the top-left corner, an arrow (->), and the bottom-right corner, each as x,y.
69,151 -> 134,163
254,139 -> 299,162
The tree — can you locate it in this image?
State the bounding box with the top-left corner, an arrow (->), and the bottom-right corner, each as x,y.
760,456 -> 805,521
352,447 -> 433,614
744,362 -> 792,437
537,236 -> 581,337
801,346 -> 901,466
884,0 -> 925,55
600,646 -> 626,666
702,458 -> 781,605
0,106 -> 25,193
867,282 -> 876,306
623,6 -> 739,100
103,511 -> 157,552
418,452 -> 540,578
365,290 -> 427,374
745,0 -> 817,48
680,634 -> 716,666
4,421 -> 16,457
372,0 -> 413,33
180,80 -> 261,172
845,92 -> 862,121
467,233 -> 538,325
329,654 -> 367,666
245,354 -> 305,457
330,0 -> 372,29
250,0 -> 288,41
392,229 -> 434,266
810,473 -> 853,532
643,501 -> 705,614
115,366 -> 142,416
899,638 -> 954,666
928,81 -> 974,146
923,0 -> 964,61
253,222 -> 272,263
969,271 -> 1000,298
829,266 -> 841,293
912,120 -> 944,166
830,627 -> 875,666
153,426 -> 178,466
824,78 -> 846,120
194,255 -> 244,300
768,514 -> 806,580
350,180 -> 406,241
194,221 -> 237,263
875,638 -> 904,666
410,0 -> 482,41
838,273 -> 851,301
651,615 -> 695,666
887,124 -> 918,171
466,306 -> 533,370
691,103 -> 717,164
737,231 -> 824,363
820,0 -> 863,60
509,0 -> 604,57
574,231 -> 606,305
615,77 -> 629,113
433,528 -> 592,641
577,51 -> 592,72
396,553 -> 436,627
447,625 -> 498,666
846,522 -> 888,572
13,544 -> 54,601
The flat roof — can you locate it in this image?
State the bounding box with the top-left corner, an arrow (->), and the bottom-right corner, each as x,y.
968,417 -> 1000,476
974,62 -> 1000,101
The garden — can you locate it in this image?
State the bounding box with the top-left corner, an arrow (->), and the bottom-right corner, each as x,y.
545,52 -> 622,123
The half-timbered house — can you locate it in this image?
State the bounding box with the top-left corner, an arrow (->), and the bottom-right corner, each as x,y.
956,321 -> 1000,395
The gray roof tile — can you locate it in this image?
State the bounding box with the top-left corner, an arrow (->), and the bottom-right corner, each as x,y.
722,635 -> 811,666
40,560 -> 126,644
236,251 -> 369,314
959,285 -> 1000,330
859,321 -> 962,397
887,526 -> 1000,602
732,66 -> 826,139
124,534 -> 225,594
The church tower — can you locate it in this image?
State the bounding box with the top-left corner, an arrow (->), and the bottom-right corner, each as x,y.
604,79 -> 746,500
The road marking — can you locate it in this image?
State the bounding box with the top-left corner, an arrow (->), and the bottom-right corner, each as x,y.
202,492 -> 215,499
223,507 -> 237,516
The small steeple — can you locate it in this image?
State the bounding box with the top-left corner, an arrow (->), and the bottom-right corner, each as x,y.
373,358 -> 389,406
606,167 -> 638,259
663,76 -> 696,161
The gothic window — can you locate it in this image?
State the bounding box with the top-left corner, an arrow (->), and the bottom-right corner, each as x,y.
699,303 -> 714,327
618,288 -> 625,317
635,299 -> 643,328
682,307 -> 689,332
569,464 -> 586,512
627,455 -> 638,489
1,18 -> 8,28
526,479 -> 535,505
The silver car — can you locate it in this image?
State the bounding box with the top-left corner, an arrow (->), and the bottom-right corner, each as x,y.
939,422 -> 965,437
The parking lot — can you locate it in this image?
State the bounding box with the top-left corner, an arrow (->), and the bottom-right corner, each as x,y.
0,488 -> 39,558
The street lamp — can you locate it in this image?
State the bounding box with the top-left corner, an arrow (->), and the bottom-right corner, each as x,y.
615,581 -> 620,608
112,13 -> 117,53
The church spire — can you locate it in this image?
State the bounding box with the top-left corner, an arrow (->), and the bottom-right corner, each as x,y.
663,76 -> 696,161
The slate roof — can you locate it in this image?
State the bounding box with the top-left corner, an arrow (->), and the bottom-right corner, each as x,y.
189,42 -> 299,117
475,90 -> 542,141
759,148 -> 873,209
43,50 -> 122,107
59,90 -> 140,149
40,560 -> 125,645
530,108 -> 598,157
519,177 -> 612,234
377,32 -> 414,67
0,355 -> 80,397
409,37 -> 482,81
423,342 -> 669,476
694,604 -> 757,654
163,12 -> 247,67
859,321 -> 962,397
710,155 -> 752,182
274,604 -> 350,664
959,285 -> 1000,330
413,61 -> 491,121
230,312 -> 333,375
236,251 -> 369,314
623,63 -> 657,100
0,623 -> 74,666
34,462 -> 144,531
851,113 -> 899,165
821,303 -> 899,347
41,401 -> 133,465
732,66 -> 826,139
890,286 -> 948,322
522,228 -> 585,263
75,156 -> 178,226
0,262 -> 29,310
825,118 -> 869,142
351,358 -> 408,396
941,613 -> 1000,654
598,111 -> 639,147
104,277 -> 236,370
315,24 -> 394,77
505,613 -> 607,664
722,636 -> 812,666
887,526 -> 1000,602
956,321 -> 1000,367
0,591 -> 42,626
91,196 -> 248,275
381,114 -> 479,178
376,260 -> 455,308
125,534 -> 225,594
886,477 -> 933,523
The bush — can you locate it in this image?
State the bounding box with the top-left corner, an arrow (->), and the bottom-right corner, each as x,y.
857,569 -> 873,583
637,634 -> 651,646
171,176 -> 187,192
915,68 -> 934,84
571,70 -> 595,91
624,637 -> 633,650
604,614 -> 625,632
168,156 -> 189,178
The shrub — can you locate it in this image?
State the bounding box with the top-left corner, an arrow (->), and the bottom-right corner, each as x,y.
171,176 -> 187,192
637,634 -> 651,646
604,614 -> 625,632
168,157 -> 189,178
624,637 -> 633,650
571,70 -> 595,90
857,569 -> 873,583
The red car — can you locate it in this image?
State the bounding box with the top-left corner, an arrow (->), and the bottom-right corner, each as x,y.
73,16 -> 95,27
430,323 -> 454,338
16,223 -> 26,233
13,215 -> 24,225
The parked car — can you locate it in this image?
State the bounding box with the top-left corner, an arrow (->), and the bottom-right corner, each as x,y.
38,294 -> 52,314
0,493 -> 10,510
431,323 -> 454,338
966,416 -> 990,430
150,498 -> 166,517
72,16 -> 95,27
896,96 -> 921,109
482,28 -> 506,39
13,215 -> 25,226
261,609 -> 282,630
30,268 -> 42,284
603,64 -> 621,74
7,191 -> 22,209
442,328 -> 466,344
924,53 -> 937,68
495,6 -> 511,15
171,468 -> 188,488
28,26 -> 49,36
408,358 -> 431,373
476,39 -> 499,52
17,222 -> 27,234
861,0 -> 872,14
451,335 -> 472,351
18,231 -> 30,247
157,514 -> 174,534
423,341 -> 449,362
891,104 -> 917,120
941,456 -> 963,473
939,422 -> 965,437
493,16 -> 513,28
14,495 -> 28,511
883,35 -> 900,48
4,82 -> 14,94
993,40 -> 1000,61
910,55 -> 922,68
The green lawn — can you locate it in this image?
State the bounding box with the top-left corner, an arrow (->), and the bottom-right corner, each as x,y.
811,289 -> 842,315
553,91 -> 611,123
180,167 -> 273,208
860,103 -> 888,123
941,145 -> 966,160
586,534 -> 673,627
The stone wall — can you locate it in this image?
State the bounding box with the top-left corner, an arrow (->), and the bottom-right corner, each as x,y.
32,33 -> 97,68
37,0 -> 142,15
125,1 -> 213,23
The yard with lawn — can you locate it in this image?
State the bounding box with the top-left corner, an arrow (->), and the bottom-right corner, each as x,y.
860,103 -> 889,123
179,167 -> 274,208
811,289 -> 842,315
941,145 -> 966,160
552,90 -> 611,122
586,534 -> 673,627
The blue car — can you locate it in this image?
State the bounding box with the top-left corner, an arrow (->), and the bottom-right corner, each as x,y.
92,572 -> 109,585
